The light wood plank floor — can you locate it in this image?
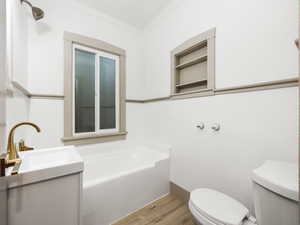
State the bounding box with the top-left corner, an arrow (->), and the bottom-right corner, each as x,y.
113,195 -> 196,225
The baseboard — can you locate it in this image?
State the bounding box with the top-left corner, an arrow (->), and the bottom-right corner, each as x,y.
170,182 -> 190,203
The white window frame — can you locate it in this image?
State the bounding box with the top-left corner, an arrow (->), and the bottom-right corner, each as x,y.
72,44 -> 120,136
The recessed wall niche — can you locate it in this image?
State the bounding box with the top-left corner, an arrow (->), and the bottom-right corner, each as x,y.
171,28 -> 216,99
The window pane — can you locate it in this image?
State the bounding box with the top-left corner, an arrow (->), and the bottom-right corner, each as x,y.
99,56 -> 116,130
75,49 -> 95,133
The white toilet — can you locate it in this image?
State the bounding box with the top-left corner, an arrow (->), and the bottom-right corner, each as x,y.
189,161 -> 299,225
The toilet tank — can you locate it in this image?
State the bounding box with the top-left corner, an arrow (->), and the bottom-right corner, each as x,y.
252,161 -> 299,225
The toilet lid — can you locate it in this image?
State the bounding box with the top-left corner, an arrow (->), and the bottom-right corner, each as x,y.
252,161 -> 298,202
190,189 -> 249,225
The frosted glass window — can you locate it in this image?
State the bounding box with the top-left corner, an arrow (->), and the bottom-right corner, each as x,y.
100,57 -> 116,129
74,49 -> 95,133
73,44 -> 119,135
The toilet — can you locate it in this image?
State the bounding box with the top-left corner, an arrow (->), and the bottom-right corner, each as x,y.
189,161 -> 299,225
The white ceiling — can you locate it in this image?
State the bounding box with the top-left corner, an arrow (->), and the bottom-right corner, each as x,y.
75,0 -> 172,29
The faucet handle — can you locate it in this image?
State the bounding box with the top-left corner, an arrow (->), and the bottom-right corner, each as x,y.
19,139 -> 34,152
11,159 -> 22,176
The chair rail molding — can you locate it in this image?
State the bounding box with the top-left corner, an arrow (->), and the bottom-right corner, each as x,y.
11,77 -> 298,102
126,77 -> 299,103
11,81 -> 65,100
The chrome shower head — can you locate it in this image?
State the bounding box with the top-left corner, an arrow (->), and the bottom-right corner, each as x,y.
21,0 -> 44,21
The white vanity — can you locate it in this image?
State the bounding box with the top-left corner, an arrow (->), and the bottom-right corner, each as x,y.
2,146 -> 83,225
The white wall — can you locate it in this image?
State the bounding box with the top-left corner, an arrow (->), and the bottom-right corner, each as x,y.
138,0 -> 298,214
5,90 -> 30,145
141,87 -> 298,212
0,0 -> 7,152
4,0 -> 298,217
3,0 -> 147,151
26,99 -> 147,148
23,0 -> 147,147
27,0 -> 144,99
0,0 -> 7,93
1,0 -> 30,151
7,0 -> 29,88
142,0 -> 298,98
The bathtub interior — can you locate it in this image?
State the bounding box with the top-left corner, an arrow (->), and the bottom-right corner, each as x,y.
80,146 -> 170,185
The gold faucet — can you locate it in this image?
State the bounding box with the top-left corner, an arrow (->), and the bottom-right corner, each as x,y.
0,122 -> 41,177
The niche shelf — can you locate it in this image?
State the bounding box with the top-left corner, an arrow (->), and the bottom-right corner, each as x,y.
175,79 -> 207,89
171,28 -> 216,99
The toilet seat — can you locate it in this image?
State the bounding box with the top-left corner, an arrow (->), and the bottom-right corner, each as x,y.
189,189 -> 252,225
189,201 -> 223,225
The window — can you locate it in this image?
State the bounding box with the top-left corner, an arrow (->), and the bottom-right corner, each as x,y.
171,28 -> 216,99
63,32 -> 126,145
73,45 -> 119,135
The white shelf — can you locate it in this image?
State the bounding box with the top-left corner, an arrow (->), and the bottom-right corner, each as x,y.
176,55 -> 207,70
176,79 -> 207,88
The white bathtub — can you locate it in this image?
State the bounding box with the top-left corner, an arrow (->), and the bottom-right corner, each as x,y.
80,146 -> 170,225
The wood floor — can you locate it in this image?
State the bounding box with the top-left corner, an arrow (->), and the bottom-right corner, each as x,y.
113,195 -> 196,225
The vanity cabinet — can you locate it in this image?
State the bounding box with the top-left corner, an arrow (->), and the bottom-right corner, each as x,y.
7,173 -> 82,225
3,146 -> 84,225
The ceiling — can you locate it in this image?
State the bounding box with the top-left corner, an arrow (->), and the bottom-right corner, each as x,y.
75,0 -> 172,29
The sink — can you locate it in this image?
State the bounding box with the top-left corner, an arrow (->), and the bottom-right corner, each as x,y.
20,146 -> 82,172
4,146 -> 83,188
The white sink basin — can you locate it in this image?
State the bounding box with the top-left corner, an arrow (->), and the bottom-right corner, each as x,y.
4,146 -> 83,188
19,146 -> 83,172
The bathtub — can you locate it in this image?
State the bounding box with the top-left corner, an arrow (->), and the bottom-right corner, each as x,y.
80,146 -> 170,225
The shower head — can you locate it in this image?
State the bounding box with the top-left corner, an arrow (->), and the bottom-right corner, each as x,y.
21,0 -> 44,21
31,6 -> 44,20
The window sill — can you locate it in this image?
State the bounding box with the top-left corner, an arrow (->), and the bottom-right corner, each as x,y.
62,131 -> 128,146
